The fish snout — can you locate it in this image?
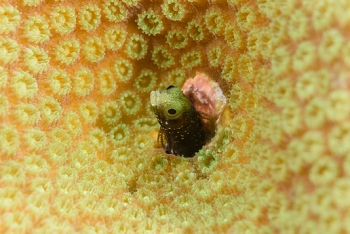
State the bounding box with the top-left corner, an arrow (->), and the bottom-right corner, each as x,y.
150,90 -> 159,107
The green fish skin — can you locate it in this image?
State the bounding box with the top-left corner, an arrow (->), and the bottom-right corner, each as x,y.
150,85 -> 207,157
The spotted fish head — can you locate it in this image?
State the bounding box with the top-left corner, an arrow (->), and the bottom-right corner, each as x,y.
150,85 -> 192,129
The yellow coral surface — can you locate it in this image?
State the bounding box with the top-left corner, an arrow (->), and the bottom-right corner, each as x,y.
1,0 -> 350,233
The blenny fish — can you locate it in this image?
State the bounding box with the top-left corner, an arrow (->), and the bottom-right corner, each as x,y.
150,85 -> 214,157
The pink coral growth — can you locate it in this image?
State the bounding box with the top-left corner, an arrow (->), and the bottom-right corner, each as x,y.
182,72 -> 227,122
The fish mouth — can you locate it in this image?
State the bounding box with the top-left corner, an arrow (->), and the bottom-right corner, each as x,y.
150,90 -> 158,107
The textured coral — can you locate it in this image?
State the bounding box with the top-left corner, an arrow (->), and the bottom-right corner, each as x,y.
0,0 -> 349,233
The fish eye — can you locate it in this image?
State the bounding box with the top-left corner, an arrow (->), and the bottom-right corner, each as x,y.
166,85 -> 175,90
167,108 -> 176,115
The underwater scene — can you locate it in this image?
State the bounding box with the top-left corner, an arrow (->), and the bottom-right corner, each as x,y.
0,0 -> 349,233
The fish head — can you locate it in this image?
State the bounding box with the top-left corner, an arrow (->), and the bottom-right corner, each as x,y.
150,85 -> 192,128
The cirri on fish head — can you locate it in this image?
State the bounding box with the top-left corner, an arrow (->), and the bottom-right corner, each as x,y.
150,85 -> 208,157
